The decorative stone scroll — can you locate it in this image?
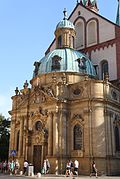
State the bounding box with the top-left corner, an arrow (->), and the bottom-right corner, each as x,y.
71,150 -> 83,157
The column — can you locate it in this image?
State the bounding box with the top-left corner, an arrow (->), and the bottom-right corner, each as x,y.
23,116 -> 27,159
9,117 -> 16,151
18,116 -> 24,156
61,110 -> 67,155
53,111 -> 59,156
48,112 -> 53,156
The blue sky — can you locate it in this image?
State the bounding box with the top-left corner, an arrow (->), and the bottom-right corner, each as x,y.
0,0 -> 118,118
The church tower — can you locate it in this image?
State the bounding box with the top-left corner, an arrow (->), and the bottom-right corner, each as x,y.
79,0 -> 98,13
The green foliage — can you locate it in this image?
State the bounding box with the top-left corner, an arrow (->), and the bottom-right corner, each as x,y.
0,114 -> 11,161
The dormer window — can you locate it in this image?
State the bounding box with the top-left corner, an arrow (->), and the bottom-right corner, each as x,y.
51,55 -> 61,71
77,57 -> 86,70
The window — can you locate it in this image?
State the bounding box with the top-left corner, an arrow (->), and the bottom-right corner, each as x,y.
87,20 -> 97,46
101,60 -> 108,79
75,21 -> 84,49
74,124 -> 83,150
58,35 -> 62,48
77,57 -> 86,71
115,126 -> 120,151
94,65 -> 99,76
51,55 -> 61,71
16,131 -> 20,152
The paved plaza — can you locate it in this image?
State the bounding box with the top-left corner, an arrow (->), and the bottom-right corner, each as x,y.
0,174 -> 120,179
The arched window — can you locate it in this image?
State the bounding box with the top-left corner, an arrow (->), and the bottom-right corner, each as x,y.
101,60 -> 108,79
74,124 -> 83,150
75,21 -> 84,49
16,131 -> 20,152
115,126 -> 120,151
87,20 -> 97,46
58,35 -> 62,48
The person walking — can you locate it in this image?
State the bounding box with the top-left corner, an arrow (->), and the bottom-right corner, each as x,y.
46,159 -> 50,174
74,159 -> 79,176
23,160 -> 28,175
90,160 -> 98,178
65,160 -> 71,176
14,159 -> 20,175
43,159 -> 47,174
10,160 -> 15,175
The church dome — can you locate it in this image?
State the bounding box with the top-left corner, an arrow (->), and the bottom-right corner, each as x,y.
56,19 -> 75,30
37,48 -> 96,77
56,8 -> 75,30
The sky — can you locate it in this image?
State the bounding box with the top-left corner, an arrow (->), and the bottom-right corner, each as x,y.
0,0 -> 118,118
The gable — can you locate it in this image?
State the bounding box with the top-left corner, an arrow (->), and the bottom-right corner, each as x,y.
14,86 -> 57,111
69,4 -> 116,44
46,3 -> 119,54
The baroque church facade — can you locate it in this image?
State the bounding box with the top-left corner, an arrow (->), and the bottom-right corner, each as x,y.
9,0 -> 120,175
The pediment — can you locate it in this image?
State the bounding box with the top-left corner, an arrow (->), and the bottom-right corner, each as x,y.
16,85 -> 57,110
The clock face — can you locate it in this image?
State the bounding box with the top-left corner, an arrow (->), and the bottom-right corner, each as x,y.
35,121 -> 42,131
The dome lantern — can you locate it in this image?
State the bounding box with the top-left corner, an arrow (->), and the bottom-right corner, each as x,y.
55,8 -> 76,49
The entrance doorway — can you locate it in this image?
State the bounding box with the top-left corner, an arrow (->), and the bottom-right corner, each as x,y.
33,145 -> 42,173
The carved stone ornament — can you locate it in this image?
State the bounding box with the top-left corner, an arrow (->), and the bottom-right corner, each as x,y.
29,108 -> 48,127
113,118 -> 120,126
71,86 -> 83,98
72,114 -> 84,120
71,150 -> 83,157
111,90 -> 118,100
73,88 -> 81,96
35,134 -> 42,144
42,86 -> 55,98
71,114 -> 84,125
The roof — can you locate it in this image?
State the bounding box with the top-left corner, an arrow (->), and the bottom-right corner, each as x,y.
45,2 -> 120,55
56,19 -> 75,30
37,48 -> 96,77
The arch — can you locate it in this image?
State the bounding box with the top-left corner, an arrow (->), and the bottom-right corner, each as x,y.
16,130 -> 20,152
114,126 -> 120,151
73,124 -> 83,150
86,18 -> 99,46
101,60 -> 109,79
74,17 -> 85,49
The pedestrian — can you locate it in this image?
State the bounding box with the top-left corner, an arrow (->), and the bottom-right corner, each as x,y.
90,160 -> 98,178
10,160 -> 15,175
3,160 -> 7,174
65,160 -> 71,176
46,159 -> 50,173
74,159 -> 79,176
14,159 -> 20,175
43,159 -> 47,174
23,160 -> 28,175
70,160 -> 74,176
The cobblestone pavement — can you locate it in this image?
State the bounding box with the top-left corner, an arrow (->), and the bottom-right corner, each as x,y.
0,173 -> 120,179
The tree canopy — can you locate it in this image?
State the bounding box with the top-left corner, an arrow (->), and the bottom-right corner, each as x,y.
0,114 -> 11,161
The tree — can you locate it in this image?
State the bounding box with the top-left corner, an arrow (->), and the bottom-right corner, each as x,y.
0,114 -> 11,161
